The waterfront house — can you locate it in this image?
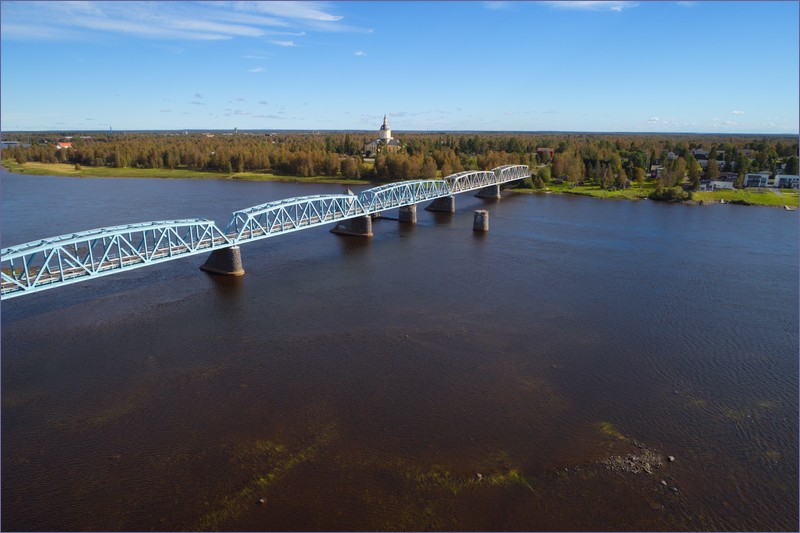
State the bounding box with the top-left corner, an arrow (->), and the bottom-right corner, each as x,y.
744,172 -> 771,188
776,175 -> 800,189
699,180 -> 735,191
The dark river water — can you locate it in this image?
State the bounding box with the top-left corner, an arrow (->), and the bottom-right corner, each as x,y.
1,169 -> 797,531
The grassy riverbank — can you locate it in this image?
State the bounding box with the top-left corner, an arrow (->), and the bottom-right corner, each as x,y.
1,161 -> 370,185
515,182 -> 798,208
4,161 -> 797,208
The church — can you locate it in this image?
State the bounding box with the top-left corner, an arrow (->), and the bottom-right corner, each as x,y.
364,115 -> 402,155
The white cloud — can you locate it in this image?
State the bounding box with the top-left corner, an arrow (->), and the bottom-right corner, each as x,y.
271,40 -> 296,47
167,19 -> 265,38
230,1 -> 344,22
0,1 -> 361,43
483,2 -> 514,10
248,67 -> 264,73
545,1 -> 639,12
647,117 -> 660,123
354,50 -> 367,56
731,110 -> 745,115
0,22 -> 79,41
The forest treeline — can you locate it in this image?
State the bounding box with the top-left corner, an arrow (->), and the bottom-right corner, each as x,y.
3,130 -> 798,189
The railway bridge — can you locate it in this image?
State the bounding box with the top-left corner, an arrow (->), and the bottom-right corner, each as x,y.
1,165 -> 529,300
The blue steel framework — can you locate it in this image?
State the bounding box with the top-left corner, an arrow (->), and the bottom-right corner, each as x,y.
1,165 -> 529,299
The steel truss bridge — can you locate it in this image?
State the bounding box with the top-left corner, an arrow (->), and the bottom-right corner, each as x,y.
1,165 -> 529,300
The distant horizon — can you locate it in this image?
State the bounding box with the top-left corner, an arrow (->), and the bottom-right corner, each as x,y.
2,2 -> 797,134
2,128 -> 798,138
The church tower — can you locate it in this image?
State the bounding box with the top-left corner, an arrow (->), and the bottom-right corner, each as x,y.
378,114 -> 391,140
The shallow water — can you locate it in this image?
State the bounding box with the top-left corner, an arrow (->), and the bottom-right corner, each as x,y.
2,170 -> 797,531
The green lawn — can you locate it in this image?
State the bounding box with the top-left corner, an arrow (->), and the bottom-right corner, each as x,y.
692,188 -> 799,207
516,181 -> 798,208
515,182 -> 655,200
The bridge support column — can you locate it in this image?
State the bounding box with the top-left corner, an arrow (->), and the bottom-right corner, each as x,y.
200,246 -> 245,276
475,184 -> 501,199
398,204 -> 417,223
425,195 -> 455,213
473,210 -> 489,232
330,216 -> 373,237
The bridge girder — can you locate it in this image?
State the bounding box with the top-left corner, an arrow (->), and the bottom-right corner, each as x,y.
358,179 -> 450,212
444,170 -> 497,193
1,219 -> 230,299
226,194 -> 367,244
492,164 -> 530,183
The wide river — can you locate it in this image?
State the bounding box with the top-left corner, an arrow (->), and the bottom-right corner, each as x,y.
1,169 -> 797,531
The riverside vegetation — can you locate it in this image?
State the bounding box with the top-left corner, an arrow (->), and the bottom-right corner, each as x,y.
3,130 -> 798,207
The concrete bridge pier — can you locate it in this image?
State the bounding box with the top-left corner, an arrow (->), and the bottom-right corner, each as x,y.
425,195 -> 455,213
475,184 -> 501,199
200,246 -> 245,276
331,215 -> 373,237
398,204 -> 417,223
473,210 -> 489,232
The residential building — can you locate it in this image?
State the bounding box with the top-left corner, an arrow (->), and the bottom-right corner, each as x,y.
744,172 -> 770,188
776,175 -> 800,189
699,180 -> 735,191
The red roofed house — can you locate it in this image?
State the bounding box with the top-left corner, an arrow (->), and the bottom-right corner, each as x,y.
536,147 -> 554,160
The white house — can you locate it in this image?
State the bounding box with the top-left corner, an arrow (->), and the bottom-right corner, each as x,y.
776,175 -> 800,189
744,172 -> 771,188
699,180 -> 735,191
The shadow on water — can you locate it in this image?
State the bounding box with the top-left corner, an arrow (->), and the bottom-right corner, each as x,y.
471,229 -> 489,242
429,211 -> 456,226
206,271 -> 246,303
333,233 -> 373,255
396,221 -> 417,235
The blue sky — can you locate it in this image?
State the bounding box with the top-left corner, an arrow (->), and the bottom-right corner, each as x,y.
1,1 -> 798,133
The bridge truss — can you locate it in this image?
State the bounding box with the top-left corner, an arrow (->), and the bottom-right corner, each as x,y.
226,194 -> 366,243
1,165 -> 529,299
1,220 -> 230,299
